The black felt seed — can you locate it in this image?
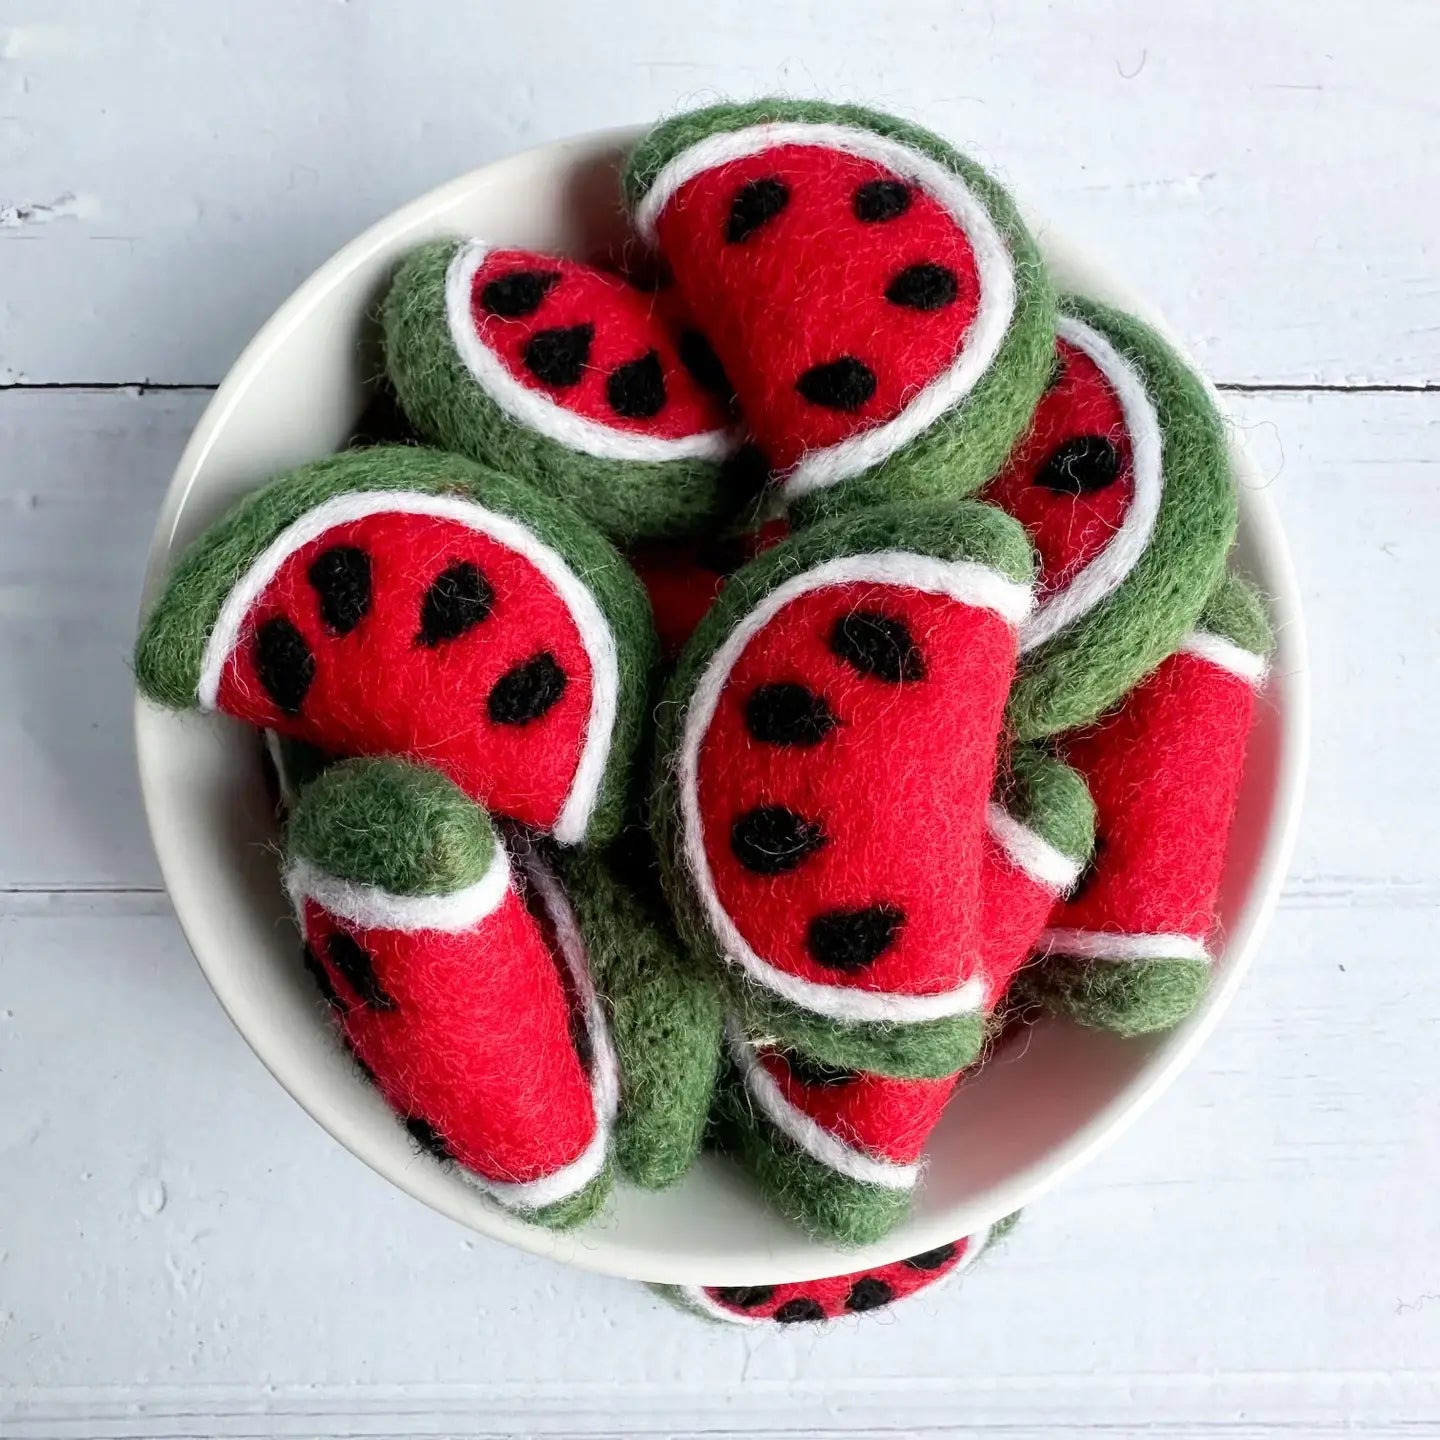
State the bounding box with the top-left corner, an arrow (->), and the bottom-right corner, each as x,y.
854,178 -> 912,223
726,176 -> 790,243
806,904 -> 904,973
678,327 -> 732,398
784,1052 -> 857,1089
308,545 -> 372,636
488,652 -> 568,726
796,356 -> 877,412
845,1277 -> 895,1312
730,806 -> 827,876
719,442 -> 772,502
523,323 -> 593,387
773,1297 -> 826,1324
902,1242 -> 957,1271
300,943 -> 340,1007
885,262 -> 959,311
326,931 -> 397,1010
695,535 -> 748,574
405,1115 -> 453,1162
830,610 -> 925,683
254,617 -> 315,715
744,682 -> 839,747
1035,435 -> 1122,495
481,269 -> 560,318
607,350 -> 667,418
713,1285 -> 776,1309
418,561 -> 494,647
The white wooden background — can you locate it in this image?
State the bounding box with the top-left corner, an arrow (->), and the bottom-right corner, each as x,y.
2,3 -> 1437,1436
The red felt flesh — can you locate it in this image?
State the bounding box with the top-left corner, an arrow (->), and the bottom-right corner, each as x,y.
703,1232 -> 973,1320
217,510 -> 593,833
696,581 -> 1016,995
981,337 -> 1135,598
1051,652 -> 1257,938
757,1046 -> 958,1164
653,144 -> 982,472
470,248 -> 727,439
976,832 -> 1058,1006
300,888 -> 596,1183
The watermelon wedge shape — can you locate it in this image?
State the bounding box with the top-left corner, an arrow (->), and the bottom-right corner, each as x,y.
384,243 -> 743,542
624,99 -> 1056,523
1027,573 -> 1274,1034
284,759 -> 618,1226
134,447 -> 655,845
672,1220 -> 1004,1325
977,745 -> 1096,1008
714,1020 -> 962,1245
983,296 -> 1238,739
654,501 -> 1035,1078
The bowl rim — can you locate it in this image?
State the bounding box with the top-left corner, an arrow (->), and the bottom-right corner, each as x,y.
134,126 -> 1310,1285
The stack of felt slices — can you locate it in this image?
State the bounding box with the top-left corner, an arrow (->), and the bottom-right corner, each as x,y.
135,99 -> 1272,1317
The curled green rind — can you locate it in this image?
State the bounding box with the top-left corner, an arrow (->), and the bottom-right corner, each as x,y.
1008,296 -> 1238,740
623,98 -> 1057,521
284,757 -> 497,898
653,500 -> 1033,1078
527,1163 -> 613,1230
134,445 -> 657,845
1198,570 -> 1275,656
558,842 -> 723,1190
1018,955 -> 1210,1037
383,242 -> 740,543
997,744 -> 1096,866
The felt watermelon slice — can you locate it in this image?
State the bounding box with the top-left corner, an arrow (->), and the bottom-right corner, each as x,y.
284,759 -> 618,1226
715,1020 -> 961,1245
135,447 -> 655,845
384,242 -> 743,542
982,297 -> 1238,739
653,501 -> 1035,1078
1027,573 -> 1273,1034
624,99 -> 1056,522
673,1222 -> 1001,1324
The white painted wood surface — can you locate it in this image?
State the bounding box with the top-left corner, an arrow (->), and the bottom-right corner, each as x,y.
1,3 -> 1436,1436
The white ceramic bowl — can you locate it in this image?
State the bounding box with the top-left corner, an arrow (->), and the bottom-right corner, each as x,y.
135,127 -> 1309,1286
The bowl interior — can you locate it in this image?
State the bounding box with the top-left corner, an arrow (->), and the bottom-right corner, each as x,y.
135,130 -> 1308,1286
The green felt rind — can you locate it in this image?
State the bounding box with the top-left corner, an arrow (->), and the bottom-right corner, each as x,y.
1019,956 -> 1210,1037
558,842 -> 724,1190
528,1163 -> 613,1229
1008,296 -> 1238,741
623,99 -> 1057,524
383,242 -> 739,543
997,744 -> 1096,864
1198,570 -> 1275,656
709,1067 -> 911,1247
653,500 -> 1033,1078
134,445 -> 657,845
286,757 -> 497,897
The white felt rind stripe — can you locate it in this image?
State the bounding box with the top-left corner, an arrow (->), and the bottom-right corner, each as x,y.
196,490 -> 620,846
679,552 -> 1030,1026
1040,928 -> 1210,964
458,1112 -> 610,1212
725,1019 -> 920,1191
1019,313 -> 1166,654
262,728 -> 297,811
1180,629 -> 1270,686
676,1220 -> 995,1326
631,121 -> 1017,502
284,848 -> 511,935
443,240 -> 734,464
985,802 -> 1084,894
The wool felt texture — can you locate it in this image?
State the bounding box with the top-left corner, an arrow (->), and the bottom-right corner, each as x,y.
623,98 -> 1056,525
710,1022 -> 962,1245
671,1218 -> 1003,1324
285,758 -> 616,1226
134,446 -> 657,845
557,840 -> 724,1190
383,242 -> 752,543
1024,572 -> 1273,1035
984,296 -> 1238,740
977,745 -> 1096,1008
652,499 -> 1035,1078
